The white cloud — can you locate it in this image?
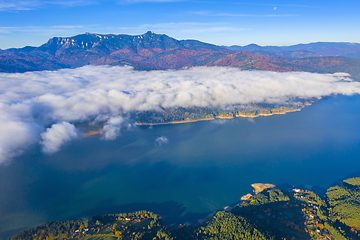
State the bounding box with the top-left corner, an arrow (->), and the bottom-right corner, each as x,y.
101,116 -> 125,140
0,119 -> 42,164
40,122 -> 78,154
155,136 -> 169,146
0,65 -> 360,164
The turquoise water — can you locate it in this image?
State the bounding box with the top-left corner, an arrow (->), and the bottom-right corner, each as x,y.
1,95 -> 360,239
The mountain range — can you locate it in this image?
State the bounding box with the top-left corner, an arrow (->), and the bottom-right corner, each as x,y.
224,42 -> 360,59
1,31 -> 360,81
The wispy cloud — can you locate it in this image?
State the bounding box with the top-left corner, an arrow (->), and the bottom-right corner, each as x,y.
0,0 -> 321,11
0,1 -> 39,11
0,0 -> 99,11
191,1 -> 319,8
155,136 -> 169,146
119,22 -> 246,34
118,0 -> 179,3
0,25 -> 85,34
190,11 -> 299,17
117,0 -> 318,8
45,0 -> 100,7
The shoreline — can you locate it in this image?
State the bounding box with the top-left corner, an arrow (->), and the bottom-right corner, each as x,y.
236,108 -> 302,118
215,116 -> 235,119
135,117 -> 216,126
81,130 -> 102,137
135,108 -> 304,126
83,106 -> 308,135
251,183 -> 276,194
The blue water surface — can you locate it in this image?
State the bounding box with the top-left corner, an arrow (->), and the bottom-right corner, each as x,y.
1,94 -> 360,239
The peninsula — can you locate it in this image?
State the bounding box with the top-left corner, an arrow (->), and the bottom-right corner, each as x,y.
135,101 -> 313,125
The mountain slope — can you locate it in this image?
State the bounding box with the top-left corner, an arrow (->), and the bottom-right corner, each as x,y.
0,31 -> 233,71
1,32 -> 360,81
291,56 -> 360,81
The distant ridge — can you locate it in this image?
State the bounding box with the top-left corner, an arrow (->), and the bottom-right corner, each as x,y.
1,32 -> 360,81
224,42 -> 360,59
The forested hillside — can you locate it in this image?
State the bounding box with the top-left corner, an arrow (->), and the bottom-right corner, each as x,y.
10,178 -> 360,240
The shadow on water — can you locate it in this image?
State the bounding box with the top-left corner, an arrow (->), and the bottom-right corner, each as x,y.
0,228 -> 29,240
68,200 -> 212,228
328,170 -> 360,189
295,184 -> 328,197
0,200 -> 213,240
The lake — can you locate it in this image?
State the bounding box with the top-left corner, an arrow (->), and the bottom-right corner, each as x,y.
1,94 -> 360,239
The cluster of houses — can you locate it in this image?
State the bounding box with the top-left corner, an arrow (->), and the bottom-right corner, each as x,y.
291,188 -> 332,239
74,228 -> 89,235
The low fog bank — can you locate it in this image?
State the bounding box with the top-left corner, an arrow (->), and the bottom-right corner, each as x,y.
0,65 -> 359,164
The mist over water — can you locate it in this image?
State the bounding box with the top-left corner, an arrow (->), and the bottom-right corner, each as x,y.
1,66 -> 359,164
1,94 -> 360,239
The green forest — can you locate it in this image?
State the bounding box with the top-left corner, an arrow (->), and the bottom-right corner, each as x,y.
321,177 -> 360,239
135,101 -> 312,124
10,178 -> 360,240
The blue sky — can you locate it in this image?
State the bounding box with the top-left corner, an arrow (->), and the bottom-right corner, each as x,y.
0,0 -> 359,49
